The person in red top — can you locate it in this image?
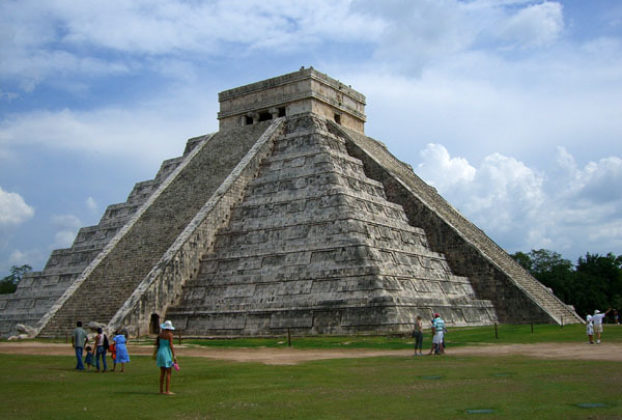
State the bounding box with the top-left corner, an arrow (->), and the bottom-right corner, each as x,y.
109,340 -> 117,371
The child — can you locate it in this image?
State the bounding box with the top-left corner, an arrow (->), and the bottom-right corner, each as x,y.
586,314 -> 594,344
109,341 -> 117,372
84,346 -> 95,370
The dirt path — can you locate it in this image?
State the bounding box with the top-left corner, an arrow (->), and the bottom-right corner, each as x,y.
1,341 -> 620,365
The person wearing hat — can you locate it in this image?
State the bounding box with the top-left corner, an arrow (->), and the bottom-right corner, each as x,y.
592,308 -> 611,344
155,320 -> 178,395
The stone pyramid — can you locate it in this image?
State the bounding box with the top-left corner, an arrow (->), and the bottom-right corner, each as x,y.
0,68 -> 581,338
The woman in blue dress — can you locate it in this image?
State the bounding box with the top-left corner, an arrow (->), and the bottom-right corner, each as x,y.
112,331 -> 130,372
156,320 -> 177,395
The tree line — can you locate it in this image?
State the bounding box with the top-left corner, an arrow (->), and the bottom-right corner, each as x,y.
510,249 -> 622,318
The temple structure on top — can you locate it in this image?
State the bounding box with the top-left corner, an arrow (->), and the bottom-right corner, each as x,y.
218,67 -> 366,133
0,67 -> 582,339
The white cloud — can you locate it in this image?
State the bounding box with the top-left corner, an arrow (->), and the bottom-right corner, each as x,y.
361,0 -> 477,70
0,88 -> 216,166
427,148 -> 545,236
0,0 -> 383,91
1,50 -> 131,92
417,143 -> 475,191
3,1 -> 619,170
55,0 -> 382,53
51,214 -> 81,229
0,187 -> 34,227
86,196 -> 98,212
0,0 -> 620,268
574,157 -> 622,203
353,0 -> 566,74
495,1 -> 564,48
9,249 -> 44,267
50,214 -> 82,249
466,153 -> 545,231
53,230 -> 77,249
352,34 -> 622,165
415,144 -> 622,260
551,147 -> 622,203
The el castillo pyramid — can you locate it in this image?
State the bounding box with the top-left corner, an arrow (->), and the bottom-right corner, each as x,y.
0,67 -> 582,338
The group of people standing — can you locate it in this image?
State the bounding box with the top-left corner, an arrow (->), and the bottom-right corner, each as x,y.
71,319 -> 179,395
71,321 -> 130,372
413,313 -> 446,356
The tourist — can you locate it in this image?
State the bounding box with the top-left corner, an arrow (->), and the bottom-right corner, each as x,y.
71,321 -> 88,370
94,327 -> 108,372
432,313 -> 445,355
155,320 -> 178,395
84,346 -> 94,370
585,314 -> 594,344
412,316 -> 424,356
109,339 -> 117,371
592,308 -> 611,343
427,318 -> 436,355
112,330 -> 130,372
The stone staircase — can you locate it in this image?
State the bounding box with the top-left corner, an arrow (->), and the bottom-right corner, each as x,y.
338,124 -> 582,325
0,150 -> 189,337
165,115 -> 496,336
36,122 -> 275,337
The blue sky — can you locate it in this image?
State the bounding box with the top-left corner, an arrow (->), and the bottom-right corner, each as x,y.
1,0 -> 621,274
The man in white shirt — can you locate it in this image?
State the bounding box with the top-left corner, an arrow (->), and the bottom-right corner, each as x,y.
592,308 -> 611,344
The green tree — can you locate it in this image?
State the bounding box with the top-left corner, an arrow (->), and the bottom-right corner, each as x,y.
527,249 -> 573,277
575,253 -> 622,314
510,251 -> 532,272
511,249 -> 575,304
0,264 -> 32,294
530,250 -> 576,308
510,249 -> 622,317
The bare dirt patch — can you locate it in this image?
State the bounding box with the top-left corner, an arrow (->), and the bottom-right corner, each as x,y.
449,342 -> 622,362
1,341 -> 620,365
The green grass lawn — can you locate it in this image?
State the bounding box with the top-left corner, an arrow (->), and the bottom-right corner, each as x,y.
1,352 -> 621,419
3,324 -> 621,419
28,323 -> 622,350
182,323 -> 622,350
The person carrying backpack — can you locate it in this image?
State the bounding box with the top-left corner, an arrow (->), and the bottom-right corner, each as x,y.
94,327 -> 108,372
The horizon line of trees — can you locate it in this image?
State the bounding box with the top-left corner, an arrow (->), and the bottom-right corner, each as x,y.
510,249 -> 622,318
